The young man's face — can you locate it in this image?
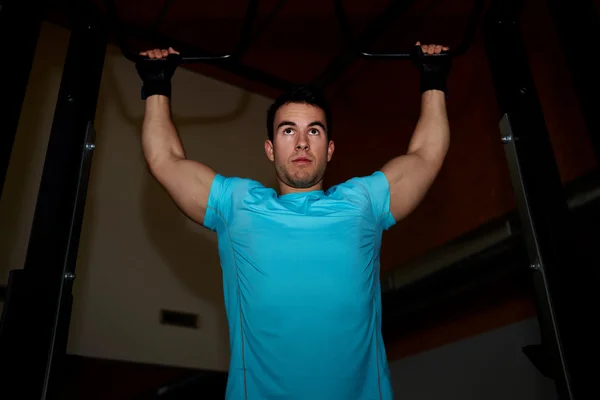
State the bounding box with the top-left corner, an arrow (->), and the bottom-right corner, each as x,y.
265,102 -> 334,193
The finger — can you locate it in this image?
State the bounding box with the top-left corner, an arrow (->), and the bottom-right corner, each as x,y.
161,49 -> 168,57
153,49 -> 163,59
416,41 -> 426,53
434,45 -> 442,54
443,46 -> 450,51
168,47 -> 180,55
146,50 -> 155,59
139,51 -> 147,56
427,45 -> 435,55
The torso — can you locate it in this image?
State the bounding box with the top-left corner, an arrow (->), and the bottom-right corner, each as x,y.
205,174 -> 394,400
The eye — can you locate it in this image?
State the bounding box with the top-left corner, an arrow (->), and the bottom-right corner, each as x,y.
308,128 -> 320,135
283,128 -> 294,135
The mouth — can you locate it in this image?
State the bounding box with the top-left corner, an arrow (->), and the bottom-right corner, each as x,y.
292,157 -> 312,165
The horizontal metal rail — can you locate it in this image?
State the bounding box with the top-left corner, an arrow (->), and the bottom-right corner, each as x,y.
334,0 -> 485,59
103,0 -> 259,63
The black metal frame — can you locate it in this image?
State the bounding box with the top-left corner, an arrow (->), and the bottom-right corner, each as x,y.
0,0 -> 46,200
482,0 -> 600,398
547,0 -> 600,164
0,1 -> 107,398
1,0 -> 598,398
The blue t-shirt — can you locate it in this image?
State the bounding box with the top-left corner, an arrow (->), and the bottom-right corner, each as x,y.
203,171 -> 396,400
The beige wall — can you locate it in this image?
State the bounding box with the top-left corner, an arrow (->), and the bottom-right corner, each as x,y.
0,22 -> 277,371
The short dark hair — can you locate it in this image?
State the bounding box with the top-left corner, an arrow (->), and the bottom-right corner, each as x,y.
266,85 -> 332,142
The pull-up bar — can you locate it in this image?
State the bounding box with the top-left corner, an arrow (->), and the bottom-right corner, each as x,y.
334,0 -> 485,59
104,0 -> 260,63
105,0 -> 483,66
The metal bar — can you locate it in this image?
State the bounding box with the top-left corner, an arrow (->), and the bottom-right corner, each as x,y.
103,0 -> 259,63
97,0 -> 295,91
311,0 -> 419,88
0,0 -> 107,398
0,0 -> 45,200
332,0 -> 484,60
117,23 -> 296,92
231,0 -> 260,57
547,0 -> 600,163
482,0 -> 600,398
235,0 -> 288,57
100,0 -> 296,92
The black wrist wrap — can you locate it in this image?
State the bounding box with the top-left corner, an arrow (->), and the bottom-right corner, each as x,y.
411,46 -> 452,94
135,53 -> 180,100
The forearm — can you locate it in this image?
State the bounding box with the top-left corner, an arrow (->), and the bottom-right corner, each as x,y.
407,90 -> 450,172
141,95 -> 186,170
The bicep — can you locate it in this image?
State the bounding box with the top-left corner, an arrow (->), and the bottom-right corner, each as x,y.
150,158 -> 217,225
380,153 -> 439,222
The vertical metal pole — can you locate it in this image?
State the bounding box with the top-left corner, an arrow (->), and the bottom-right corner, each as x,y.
547,0 -> 600,162
0,1 -> 106,398
483,0 -> 600,399
0,0 -> 46,199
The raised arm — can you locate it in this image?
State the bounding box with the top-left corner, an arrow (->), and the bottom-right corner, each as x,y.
138,48 -> 216,225
380,43 -> 451,222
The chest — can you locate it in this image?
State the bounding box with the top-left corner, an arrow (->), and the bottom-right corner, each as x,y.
228,202 -> 381,286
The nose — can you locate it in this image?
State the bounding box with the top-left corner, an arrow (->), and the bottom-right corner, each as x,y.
295,134 -> 309,151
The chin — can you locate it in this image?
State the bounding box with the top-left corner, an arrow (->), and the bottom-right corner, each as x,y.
276,162 -> 324,188
294,173 -> 323,188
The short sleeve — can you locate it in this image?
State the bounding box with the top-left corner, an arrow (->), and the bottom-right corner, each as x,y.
350,171 -> 396,230
203,173 -> 248,232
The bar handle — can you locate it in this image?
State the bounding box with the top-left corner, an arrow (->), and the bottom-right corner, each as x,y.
104,0 -> 259,63
135,53 -> 232,64
334,0 -> 485,60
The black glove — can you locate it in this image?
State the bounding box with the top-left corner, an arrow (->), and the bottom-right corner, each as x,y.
411,46 -> 452,94
135,53 -> 181,100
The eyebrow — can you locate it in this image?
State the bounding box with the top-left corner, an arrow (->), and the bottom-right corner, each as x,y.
277,121 -> 327,131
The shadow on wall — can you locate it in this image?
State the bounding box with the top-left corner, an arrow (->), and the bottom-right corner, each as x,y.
103,44 -> 251,288
7,28 -> 278,368
92,47 -> 270,362
104,47 -> 256,130
102,46 -> 281,189
140,171 -> 230,356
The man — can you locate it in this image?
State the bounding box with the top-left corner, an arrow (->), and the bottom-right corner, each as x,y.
135,42 -> 451,399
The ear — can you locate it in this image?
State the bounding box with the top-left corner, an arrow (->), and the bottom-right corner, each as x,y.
264,139 -> 275,162
327,140 -> 335,162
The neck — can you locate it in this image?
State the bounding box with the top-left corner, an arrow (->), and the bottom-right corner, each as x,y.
278,179 -> 324,196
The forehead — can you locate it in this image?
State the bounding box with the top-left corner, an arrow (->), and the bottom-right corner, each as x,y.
274,102 -> 325,125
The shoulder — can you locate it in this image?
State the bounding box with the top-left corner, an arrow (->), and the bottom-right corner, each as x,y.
210,174 -> 265,197
208,174 -> 276,211
328,171 -> 391,197
204,174 -> 272,228
327,171 -> 395,229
